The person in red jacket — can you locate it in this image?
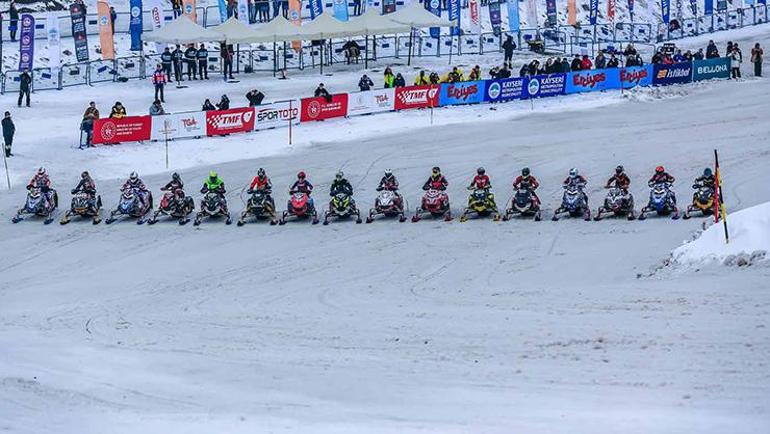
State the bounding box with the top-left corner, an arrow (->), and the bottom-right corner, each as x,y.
513,167 -> 540,205
648,165 -> 675,186
248,168 -> 272,194
605,165 -> 631,193
468,167 -> 491,190
581,55 -> 593,70
152,64 -> 167,103
422,166 -> 448,191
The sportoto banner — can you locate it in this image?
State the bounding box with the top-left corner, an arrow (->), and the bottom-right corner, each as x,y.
148,0 -> 165,54
566,68 -> 621,94
484,78 -> 525,103
439,81 -> 484,106
18,15 -> 35,71
70,4 -> 90,62
93,116 -> 152,145
692,57 -> 730,81
129,0 -> 143,52
620,65 -> 653,88
150,111 -> 206,141
524,74 -> 566,98
394,85 -> 440,110
97,1 -> 115,60
653,62 -> 693,85
300,94 -> 349,122
254,100 -> 301,130
206,107 -> 256,135
347,89 -> 396,116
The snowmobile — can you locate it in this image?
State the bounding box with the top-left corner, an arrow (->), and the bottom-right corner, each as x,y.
60,192 -> 102,225
105,189 -> 153,224
552,185 -> 590,221
323,192 -> 362,225
638,183 -> 679,220
683,185 -> 715,219
594,187 -> 635,221
412,189 -> 452,222
459,188 -> 500,222
502,188 -> 541,221
237,190 -> 278,226
148,189 -> 195,225
366,189 -> 406,223
12,187 -> 59,224
279,192 -> 319,225
193,191 -> 232,226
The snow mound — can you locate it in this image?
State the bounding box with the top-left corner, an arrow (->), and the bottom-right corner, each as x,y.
673,201 -> 770,266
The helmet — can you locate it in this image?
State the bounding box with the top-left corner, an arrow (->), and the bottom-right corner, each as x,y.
37,167 -> 46,175
477,167 -> 485,175
81,171 -> 89,178
335,170 -> 344,180
257,168 -> 265,177
129,171 -> 138,181
569,168 -> 578,178
297,171 -> 306,179
384,168 -> 392,177
172,172 -> 180,180
209,171 -> 218,179
432,166 -> 440,174
615,165 -> 624,174
655,166 -> 665,174
703,168 -> 713,177
521,167 -> 530,177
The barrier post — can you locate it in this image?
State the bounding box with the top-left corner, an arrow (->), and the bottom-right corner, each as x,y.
2,146 -> 10,190
288,99 -> 293,145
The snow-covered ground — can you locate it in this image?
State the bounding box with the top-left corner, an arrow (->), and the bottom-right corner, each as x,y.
0,23 -> 769,434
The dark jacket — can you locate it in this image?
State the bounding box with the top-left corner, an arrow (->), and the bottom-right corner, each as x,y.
290,179 -> 314,194
246,90 -> 264,106
72,177 -> 96,195
19,72 -> 32,91
358,76 -> 374,91
161,51 -> 173,65
502,38 -> 516,56
648,172 -> 675,187
171,48 -> 184,63
197,47 -> 209,61
216,96 -> 230,110
377,175 -> 399,191
2,117 -> 15,138
423,175 -> 448,191
202,100 -> 216,111
184,47 -> 197,61
314,87 -> 331,100
330,179 -> 353,196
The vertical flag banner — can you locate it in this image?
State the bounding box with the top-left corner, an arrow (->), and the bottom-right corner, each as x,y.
608,0 -> 616,21
590,0 -> 599,24
70,3 -> 90,62
149,0 -> 165,53
690,0 -> 697,14
526,0 -> 538,28
218,0 -> 228,23
546,0 -> 557,26
237,0 -> 249,23
426,0 -> 441,39
183,0 -> 197,22
716,0 -> 727,11
628,0 -> 635,19
47,13 -> 61,72
489,0 -> 502,36
647,0 -> 657,22
507,0 -> 520,32
567,0 -> 576,25
309,0 -> 323,19
129,0 -> 143,51
383,0 -> 397,14
97,1 -> 115,60
469,0 -> 481,34
333,0 -> 349,21
448,0 -> 460,35
18,15 -> 35,71
661,0 -> 670,23
289,0 -> 302,51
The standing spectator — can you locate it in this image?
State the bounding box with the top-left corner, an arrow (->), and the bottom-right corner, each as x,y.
414,70 -> 429,85
606,54 -> 619,68
727,41 -> 734,56
342,40 -> 361,64
468,65 -> 482,80
110,6 -> 117,34
227,0 -> 237,18
258,0 -> 270,21
202,99 -> 216,111
561,57 -> 571,72
110,102 -> 127,118
8,1 -> 19,42
197,43 -> 209,79
580,55 -> 593,70
281,0 -> 289,18
185,44 -> 198,80
429,72 -> 440,84
249,0 -> 257,23
383,67 -> 395,88
570,54 -> 582,71
149,100 -> 165,116
594,52 -> 606,69
751,43 -> 763,77
246,89 -> 265,106
358,74 -> 374,91
706,40 -> 719,59
172,44 -> 185,82
673,49 -> 686,63
2,112 -> 14,158
173,0 -> 182,18
160,47 -> 173,82
216,94 -> 231,110
623,43 -> 638,57
152,64 -> 167,103
83,101 -> 100,121
394,73 -> 406,87
502,35 -> 516,70
693,48 -> 705,61
18,69 -> 31,107
221,43 -> 234,80
314,83 -> 332,101
81,102 -> 99,148
730,47 -> 742,79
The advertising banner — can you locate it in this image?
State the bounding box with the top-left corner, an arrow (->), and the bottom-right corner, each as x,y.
289,0 -> 302,51
148,0 -> 165,53
394,85 -> 441,110
705,0 -> 713,14
690,0 -> 697,14
608,0 -> 616,21
620,65 -> 653,88
628,0 -> 635,16
254,100 -> 301,130
183,0 -> 197,22
692,57 -> 730,81
150,111 -> 206,141
47,13 -> 61,73
439,81 -> 485,105
93,116 -> 152,144
448,0 -> 460,35
309,0 -> 323,19
566,68 -> 622,94
97,1 -> 115,60
546,0 -> 557,26
383,0 -> 397,14
18,15 -> 35,71
507,0 -> 520,32
347,89 -> 396,116
238,0 -> 250,24
129,0 -> 143,51
489,1 -> 502,36
568,0 -> 577,25
218,0 -> 228,23
483,78 -> 525,102
333,0 -> 349,21
653,62 -> 692,85
70,4 -> 90,62
206,107 -> 256,135
590,0 -> 598,24
300,94 -> 349,122
524,74 -> 566,98
661,0 -> 670,24
426,0 -> 441,39
469,0 -> 481,33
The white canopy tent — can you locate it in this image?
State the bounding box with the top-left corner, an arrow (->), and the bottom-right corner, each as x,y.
211,17 -> 262,44
347,8 -> 412,35
389,2 -> 457,28
144,16 -> 223,44
295,12 -> 358,40
250,14 -> 305,43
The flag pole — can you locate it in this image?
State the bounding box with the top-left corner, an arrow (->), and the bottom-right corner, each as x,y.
714,149 -> 728,244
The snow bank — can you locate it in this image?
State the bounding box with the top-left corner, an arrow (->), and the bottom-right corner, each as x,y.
673,201 -> 770,266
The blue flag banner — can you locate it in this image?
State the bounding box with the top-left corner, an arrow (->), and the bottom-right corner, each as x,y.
309,0 -> 323,19
19,14 -> 35,71
589,0 -> 598,25
620,65 -> 653,88
546,0 -> 557,26
448,0 -> 460,36
333,0 -> 349,21
524,74 -> 566,98
744,0 -> 755,5
566,69 -> 622,94
489,0 -> 502,36
507,0 -> 519,32
218,0 -> 228,22
704,0 -> 713,13
129,0 -> 143,51
759,0 -> 767,6
661,0 -> 670,23
426,0 -> 441,39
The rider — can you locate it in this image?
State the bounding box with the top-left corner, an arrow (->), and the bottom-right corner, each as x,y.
27,167 -> 56,208
71,171 -> 97,204
161,172 -> 185,192
513,167 -> 540,205
563,168 -> 588,203
248,168 -> 272,194
648,165 -> 677,205
200,171 -> 228,212
423,166 -> 448,191
122,171 -> 150,209
605,165 -> 632,206
693,168 -> 715,190
376,169 -> 399,191
330,171 -> 353,196
290,171 -> 315,209
468,167 -> 491,190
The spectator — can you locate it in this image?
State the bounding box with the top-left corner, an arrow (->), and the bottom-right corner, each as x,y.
81,102 -> 99,148
488,66 -> 499,79
730,48 -> 742,79
197,43 -> 209,79
706,40 -> 720,59
161,47 -> 173,82
172,44 -> 184,82
414,70 -> 430,85
502,35 -> 516,69
561,57 -> 571,72
281,0 -> 289,18
580,55 -> 593,70
216,94 -> 231,110
429,72 -> 440,84
258,0 -> 270,22
314,83 -> 332,102
152,64 -> 167,103
496,65 -> 511,78
623,43 -> 638,57
83,101 -> 100,121
149,100 -> 165,116
246,89 -> 265,106
248,0 -> 257,23
383,67 -> 395,88
185,44 -> 198,80
227,0 -> 237,18
727,41 -> 734,56
570,54 -> 582,71
445,66 -> 465,82
468,65 -> 482,80
173,0 -> 182,18
527,60 -> 540,77
607,54 -> 619,68
751,43 -> 763,77
352,0 -> 362,15
8,1 -> 19,42
594,52 -> 606,69
693,48 -> 705,61
221,43 -> 234,80
662,53 -> 674,65
394,73 -> 406,87
110,102 -> 127,119
342,40 -> 361,64
358,74 -> 374,91
202,99 -> 216,111
110,6 -> 117,34
651,50 -> 663,64
673,49 -> 686,63
18,69 -> 31,107
519,63 -> 529,77
543,58 -> 555,74
2,112 -> 15,158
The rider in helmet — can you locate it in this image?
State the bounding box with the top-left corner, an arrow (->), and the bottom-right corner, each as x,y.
605,165 -> 631,194
468,167 -> 491,190
648,165 -> 677,207
161,172 -> 184,192
248,168 -> 272,194
376,169 -> 399,191
330,170 -> 353,196
290,171 -> 315,209
122,171 -> 149,209
72,171 -> 97,198
28,167 -> 52,191
513,167 -> 540,205
563,168 -> 588,203
201,171 -> 228,212
422,166 -> 448,191
693,168 -> 715,190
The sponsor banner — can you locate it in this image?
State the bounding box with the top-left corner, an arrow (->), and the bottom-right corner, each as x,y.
426,0 -> 441,38
18,15 -> 35,71
661,0 -> 670,24
150,111 -> 206,140
183,0 -> 197,22
93,116 -> 152,144
300,94 -> 349,122
608,0 -> 616,21
439,81 -> 484,106
347,89 -> 396,116
382,0 -> 397,14
129,0 -> 143,52
653,62 -> 693,85
628,0 -> 635,16
566,68 -> 621,94
448,0 -> 460,35
47,13 -> 61,72
620,65 -> 653,88
716,0 -> 727,11
97,1 -> 115,60
507,0 -> 520,32
692,57 -> 730,81
218,0 -> 228,23
469,0 -> 481,34
568,0 -> 577,25
289,0 -> 301,51
589,0 -> 598,25
394,85 -> 440,110
238,0 -> 249,24
206,107 -> 256,135
488,1 -> 501,36
690,0 -> 697,14
483,78 -> 525,102
148,0 -> 166,54
704,0 -> 713,13
70,4 -> 90,62
524,73 -> 566,98
333,0 -> 349,21
254,100 -> 301,130
309,0 -> 323,19
546,0 -> 557,26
